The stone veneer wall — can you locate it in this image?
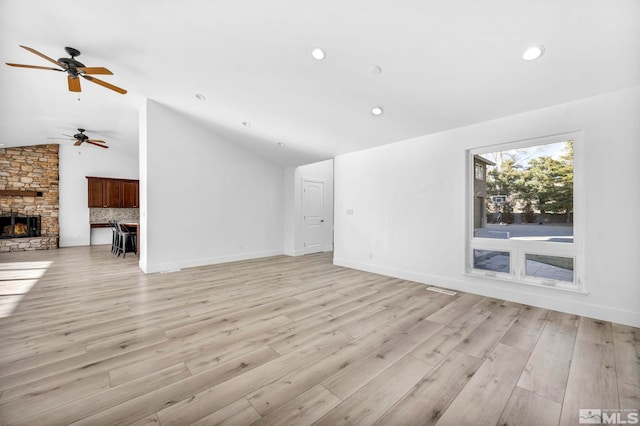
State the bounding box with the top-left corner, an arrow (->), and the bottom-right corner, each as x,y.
0,144 -> 59,251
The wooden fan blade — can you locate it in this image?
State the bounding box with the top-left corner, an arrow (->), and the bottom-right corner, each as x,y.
87,139 -> 107,144
87,141 -> 108,148
68,76 -> 81,92
62,134 -> 75,138
74,141 -> 82,146
6,63 -> 64,71
19,45 -> 65,68
77,67 -> 113,75
47,137 -> 74,140
81,75 -> 127,94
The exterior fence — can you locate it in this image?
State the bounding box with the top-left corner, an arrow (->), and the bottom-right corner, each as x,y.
487,212 -> 573,225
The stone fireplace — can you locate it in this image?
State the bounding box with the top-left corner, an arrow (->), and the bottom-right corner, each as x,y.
0,144 -> 59,252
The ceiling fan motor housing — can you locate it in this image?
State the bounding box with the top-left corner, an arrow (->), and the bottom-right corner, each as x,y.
74,129 -> 88,141
58,57 -> 85,77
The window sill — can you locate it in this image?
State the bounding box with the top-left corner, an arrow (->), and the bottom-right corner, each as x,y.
464,272 -> 589,295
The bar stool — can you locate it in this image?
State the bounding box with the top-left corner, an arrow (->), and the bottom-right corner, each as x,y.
108,220 -> 119,255
114,221 -> 136,258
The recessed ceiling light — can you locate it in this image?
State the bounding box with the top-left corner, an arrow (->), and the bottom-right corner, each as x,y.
370,65 -> 382,75
277,142 -> 286,147
242,121 -> 251,127
311,48 -> 325,60
195,93 -> 206,101
371,106 -> 384,116
522,45 -> 545,61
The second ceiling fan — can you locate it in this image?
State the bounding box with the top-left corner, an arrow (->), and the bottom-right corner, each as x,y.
6,45 -> 127,94
51,129 -> 109,149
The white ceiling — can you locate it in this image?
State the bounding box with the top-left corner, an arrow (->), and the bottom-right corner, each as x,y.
1,0 -> 639,166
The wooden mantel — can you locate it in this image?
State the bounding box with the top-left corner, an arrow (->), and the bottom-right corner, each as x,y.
0,190 -> 42,197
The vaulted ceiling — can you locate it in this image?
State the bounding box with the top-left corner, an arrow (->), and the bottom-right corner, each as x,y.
1,0 -> 639,166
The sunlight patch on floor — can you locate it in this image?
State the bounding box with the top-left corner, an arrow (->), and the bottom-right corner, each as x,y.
0,261 -> 52,318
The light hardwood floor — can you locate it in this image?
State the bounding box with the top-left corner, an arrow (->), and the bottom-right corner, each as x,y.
0,246 -> 638,425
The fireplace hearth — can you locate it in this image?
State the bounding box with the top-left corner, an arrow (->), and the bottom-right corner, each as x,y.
1,212 -> 41,239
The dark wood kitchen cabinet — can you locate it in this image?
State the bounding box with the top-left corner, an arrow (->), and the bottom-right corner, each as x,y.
105,180 -> 121,207
120,181 -> 138,208
87,178 -> 106,208
87,177 -> 139,208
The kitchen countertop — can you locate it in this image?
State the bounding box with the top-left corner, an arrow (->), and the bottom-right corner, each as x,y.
90,222 -> 139,228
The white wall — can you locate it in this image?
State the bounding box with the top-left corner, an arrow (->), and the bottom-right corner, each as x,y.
283,167 -> 296,255
283,159 -> 334,256
59,144 -> 139,247
140,100 -> 285,273
334,86 -> 640,327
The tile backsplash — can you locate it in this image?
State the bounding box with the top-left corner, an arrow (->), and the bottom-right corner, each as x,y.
90,208 -> 139,224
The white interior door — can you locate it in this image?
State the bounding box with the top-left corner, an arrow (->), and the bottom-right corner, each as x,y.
303,179 -> 324,254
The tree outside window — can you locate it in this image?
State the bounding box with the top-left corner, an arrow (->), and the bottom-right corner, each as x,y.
477,140 -> 573,240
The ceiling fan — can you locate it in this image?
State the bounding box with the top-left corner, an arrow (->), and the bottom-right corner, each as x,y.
50,129 -> 109,149
6,45 -> 127,94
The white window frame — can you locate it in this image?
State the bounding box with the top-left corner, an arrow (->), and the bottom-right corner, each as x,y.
474,163 -> 484,180
466,131 -> 585,293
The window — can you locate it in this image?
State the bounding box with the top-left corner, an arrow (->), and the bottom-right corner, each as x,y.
467,132 -> 583,291
525,254 -> 574,282
473,249 -> 510,274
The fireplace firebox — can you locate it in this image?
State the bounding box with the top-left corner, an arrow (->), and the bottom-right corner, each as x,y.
0,212 -> 41,239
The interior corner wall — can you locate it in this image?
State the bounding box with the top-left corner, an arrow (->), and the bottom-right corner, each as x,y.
58,144 -> 139,247
140,99 -> 285,273
334,86 -> 640,327
283,167 -> 296,255
139,98 -> 149,271
284,159 -> 334,256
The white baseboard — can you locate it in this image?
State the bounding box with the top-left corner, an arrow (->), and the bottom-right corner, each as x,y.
59,237 -> 89,247
283,249 -> 306,257
283,245 -> 332,257
333,257 -> 640,328
143,249 -> 284,274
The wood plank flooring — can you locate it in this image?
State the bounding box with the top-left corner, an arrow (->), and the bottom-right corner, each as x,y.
0,246 -> 638,425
